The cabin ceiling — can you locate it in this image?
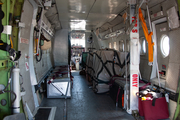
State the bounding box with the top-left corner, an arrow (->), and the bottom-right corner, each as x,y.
55,0 -> 126,31
52,0 -> 167,31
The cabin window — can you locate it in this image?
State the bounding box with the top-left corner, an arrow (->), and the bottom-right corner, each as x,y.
160,35 -> 170,58
127,44 -> 129,52
114,42 -> 117,50
119,40 -> 124,52
142,39 -> 146,54
126,40 -> 130,52
109,43 -> 111,48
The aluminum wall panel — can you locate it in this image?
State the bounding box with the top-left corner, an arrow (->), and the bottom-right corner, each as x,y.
166,28 -> 180,91
34,49 -> 53,83
18,0 -> 35,113
53,29 -> 69,66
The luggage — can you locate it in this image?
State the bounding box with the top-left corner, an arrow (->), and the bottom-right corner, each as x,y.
109,76 -> 151,109
109,77 -> 130,108
92,50 -> 130,93
109,81 -> 124,108
138,90 -> 169,120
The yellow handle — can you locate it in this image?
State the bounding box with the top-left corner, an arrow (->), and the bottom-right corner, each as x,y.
10,36 -> 13,48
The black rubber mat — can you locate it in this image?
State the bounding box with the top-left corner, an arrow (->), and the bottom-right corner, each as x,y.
34,108 -> 51,120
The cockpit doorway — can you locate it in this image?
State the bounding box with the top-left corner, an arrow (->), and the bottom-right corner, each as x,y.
70,32 -> 85,70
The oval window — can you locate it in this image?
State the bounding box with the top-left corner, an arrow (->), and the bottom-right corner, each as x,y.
142,39 -> 146,54
160,35 -> 170,58
109,43 -> 112,48
119,40 -> 124,52
114,42 -> 117,50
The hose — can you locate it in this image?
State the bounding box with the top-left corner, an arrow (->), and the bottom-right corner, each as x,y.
36,45 -> 42,62
0,90 -> 17,104
0,68 -> 17,104
36,7 -> 42,23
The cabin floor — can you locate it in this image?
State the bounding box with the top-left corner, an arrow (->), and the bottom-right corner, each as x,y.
40,71 -> 135,120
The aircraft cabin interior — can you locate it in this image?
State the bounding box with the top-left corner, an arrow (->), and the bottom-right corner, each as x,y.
0,0 -> 180,120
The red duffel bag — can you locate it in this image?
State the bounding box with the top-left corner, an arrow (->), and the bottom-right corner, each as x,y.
139,97 -> 169,120
139,97 -> 144,116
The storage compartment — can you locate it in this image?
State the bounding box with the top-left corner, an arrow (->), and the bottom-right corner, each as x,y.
110,82 -> 124,108
46,66 -> 72,98
47,77 -> 71,98
109,77 -> 130,108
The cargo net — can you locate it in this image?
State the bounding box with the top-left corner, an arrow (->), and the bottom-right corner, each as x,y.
86,49 -> 130,93
86,52 -> 95,79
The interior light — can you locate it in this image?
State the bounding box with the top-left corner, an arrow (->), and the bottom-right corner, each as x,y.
70,20 -> 86,30
104,28 -> 124,39
105,34 -> 109,39
119,40 -> 124,52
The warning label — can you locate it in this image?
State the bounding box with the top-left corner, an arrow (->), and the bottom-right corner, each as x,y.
20,38 -> 29,44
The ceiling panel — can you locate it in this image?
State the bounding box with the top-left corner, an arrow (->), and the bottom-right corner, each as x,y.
86,13 -> 117,28
90,0 -> 126,14
58,13 -> 87,21
55,0 -> 95,29
141,0 -> 165,9
60,21 -> 70,29
86,25 -> 96,30
55,0 -> 94,14
68,0 -> 95,14
55,0 -> 125,30
55,0 -> 69,13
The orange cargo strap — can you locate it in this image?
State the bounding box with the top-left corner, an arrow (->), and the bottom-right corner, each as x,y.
139,8 -> 154,63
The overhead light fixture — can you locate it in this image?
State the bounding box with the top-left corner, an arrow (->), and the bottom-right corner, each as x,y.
70,20 -> 86,30
105,34 -> 109,39
104,28 -> 125,39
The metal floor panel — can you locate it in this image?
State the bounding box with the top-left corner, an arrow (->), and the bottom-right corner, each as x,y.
40,71 -> 135,120
3,113 -> 26,120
